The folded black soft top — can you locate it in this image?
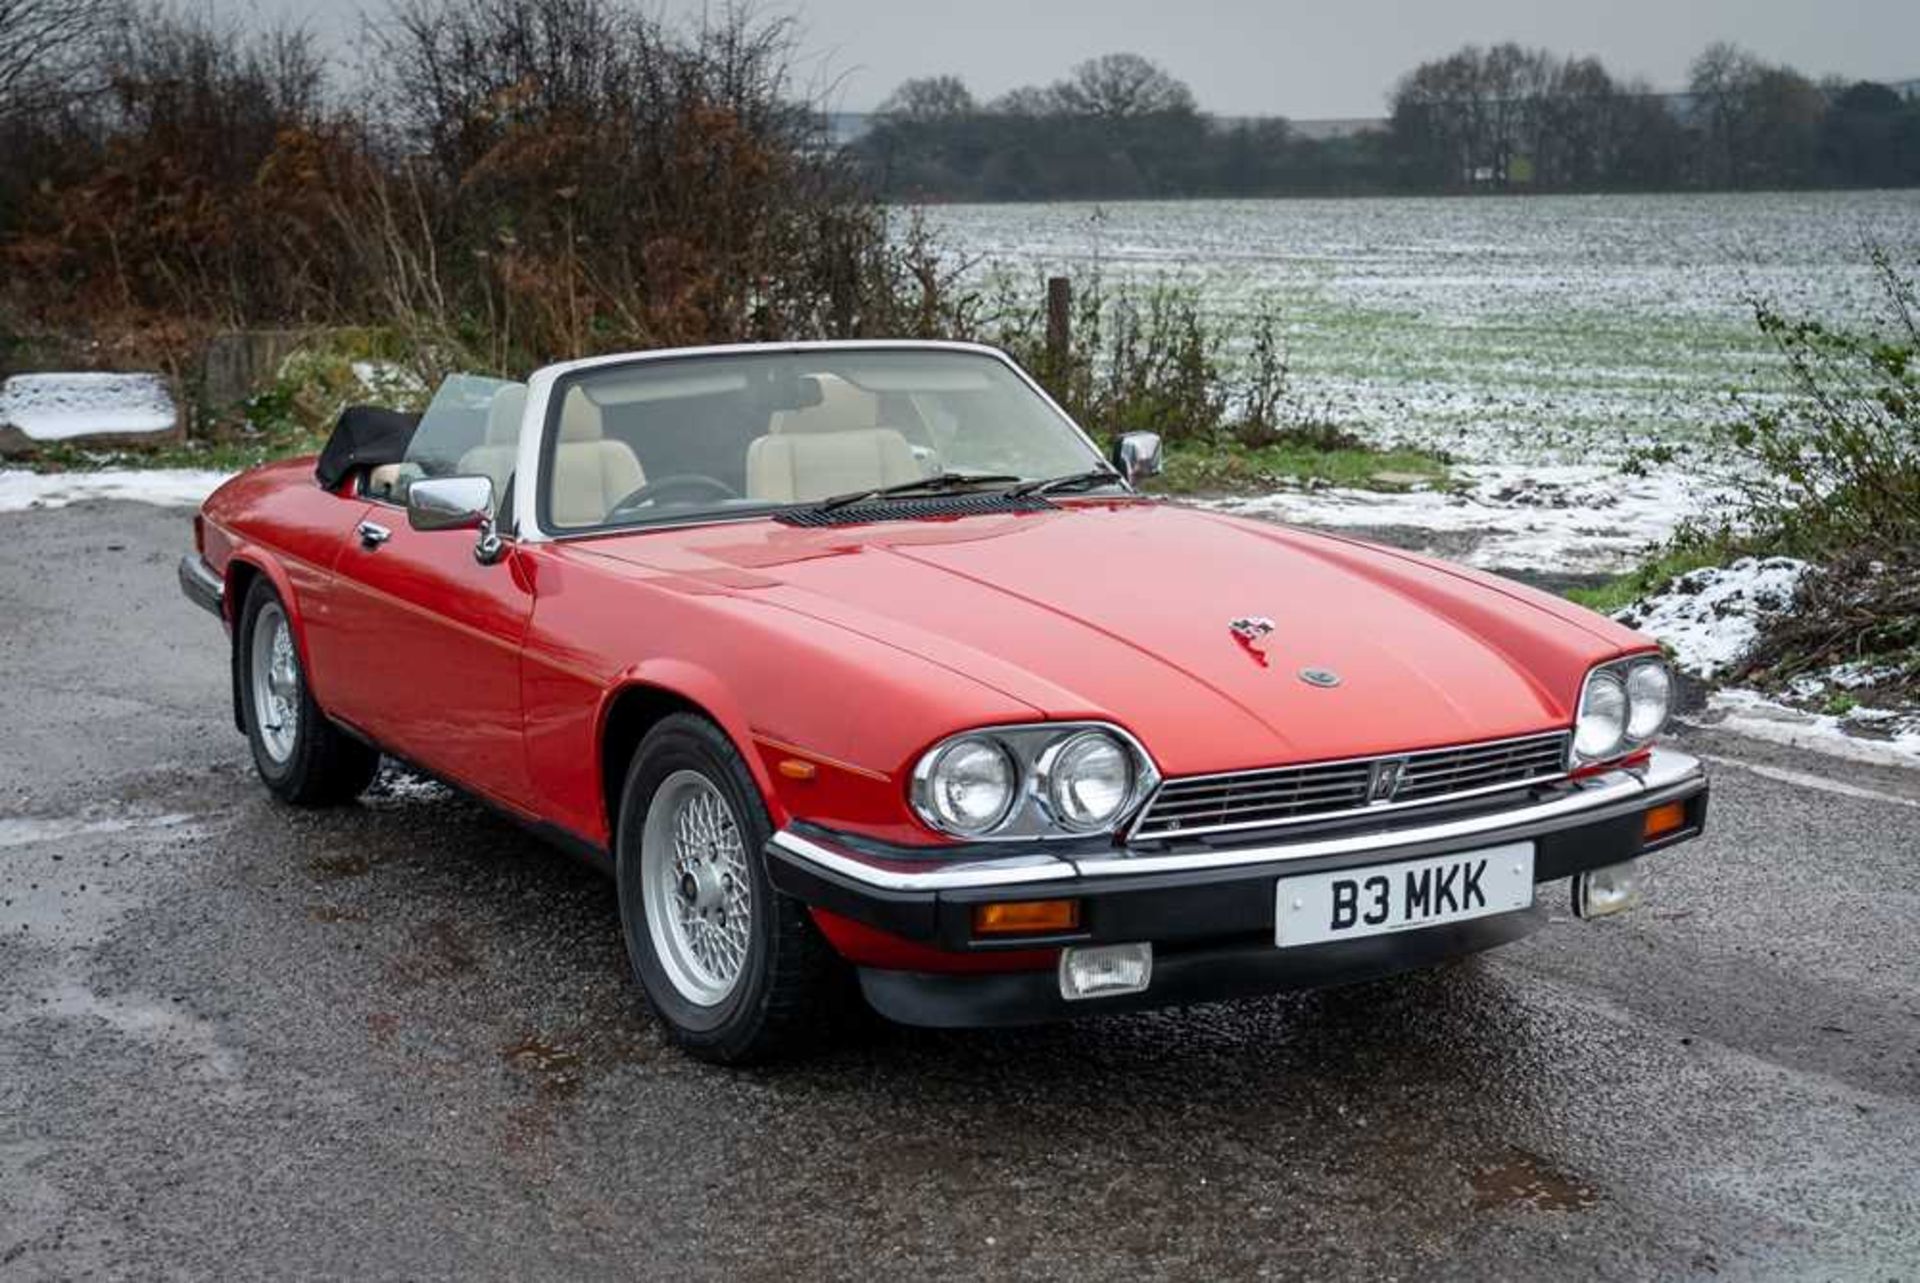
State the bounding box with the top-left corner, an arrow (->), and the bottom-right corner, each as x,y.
314,405 -> 421,490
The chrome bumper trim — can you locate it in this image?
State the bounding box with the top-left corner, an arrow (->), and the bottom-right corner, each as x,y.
768,747 -> 1706,893
178,554 -> 224,617
767,831 -> 1076,891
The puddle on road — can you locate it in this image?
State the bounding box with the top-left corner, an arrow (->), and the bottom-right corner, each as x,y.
308,851 -> 374,879
0,812 -> 193,850
388,918 -> 480,984
503,1034 -> 586,1099
0,810 -> 207,947
1469,1146 -> 1600,1212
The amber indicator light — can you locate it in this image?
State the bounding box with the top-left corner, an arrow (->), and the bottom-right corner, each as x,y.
776,758 -> 818,781
1643,800 -> 1688,840
973,899 -> 1081,936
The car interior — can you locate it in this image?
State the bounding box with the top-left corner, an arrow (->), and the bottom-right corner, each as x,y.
341,354 -> 1088,534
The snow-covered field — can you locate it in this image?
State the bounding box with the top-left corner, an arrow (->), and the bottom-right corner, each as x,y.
933,190 -> 1920,581
932,189 -> 1920,467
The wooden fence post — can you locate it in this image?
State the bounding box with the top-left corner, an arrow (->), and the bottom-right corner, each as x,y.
1045,276 -> 1072,370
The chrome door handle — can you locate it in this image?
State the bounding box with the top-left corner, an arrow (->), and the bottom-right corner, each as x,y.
356,520 -> 392,549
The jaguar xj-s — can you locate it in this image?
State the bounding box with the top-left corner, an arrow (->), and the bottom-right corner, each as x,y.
179,341 -> 1707,1062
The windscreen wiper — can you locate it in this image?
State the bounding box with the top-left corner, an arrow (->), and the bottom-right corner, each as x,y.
810,472 -> 1023,513
1005,468 -> 1127,499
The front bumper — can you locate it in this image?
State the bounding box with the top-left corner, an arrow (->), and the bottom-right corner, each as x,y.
766,747 -> 1708,1027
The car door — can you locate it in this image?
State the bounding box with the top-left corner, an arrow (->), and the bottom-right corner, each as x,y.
324,514 -> 538,811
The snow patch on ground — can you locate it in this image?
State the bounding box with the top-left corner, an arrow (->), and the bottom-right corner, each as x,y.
0,373 -> 176,441
1692,689 -> 1920,769
0,468 -> 230,512
1613,557 -> 1810,678
363,765 -> 455,808
1204,463 -> 1721,573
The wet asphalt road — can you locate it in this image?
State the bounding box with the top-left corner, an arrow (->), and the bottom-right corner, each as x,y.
2,501 -> 1918,1281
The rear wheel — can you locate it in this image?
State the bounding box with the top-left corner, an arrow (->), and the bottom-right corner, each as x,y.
616,713 -> 848,1063
237,578 -> 379,805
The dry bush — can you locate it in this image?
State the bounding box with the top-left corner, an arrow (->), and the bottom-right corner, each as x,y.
1,0 -> 963,377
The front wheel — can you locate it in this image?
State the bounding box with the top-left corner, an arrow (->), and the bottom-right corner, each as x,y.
616,713 -> 847,1063
237,577 -> 379,805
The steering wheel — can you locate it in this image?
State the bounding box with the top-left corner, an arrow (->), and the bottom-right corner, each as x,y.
607,474 -> 739,515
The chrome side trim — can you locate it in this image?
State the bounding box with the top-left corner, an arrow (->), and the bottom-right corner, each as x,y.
769,748 -> 1706,893
767,831 -> 1076,891
178,554 -> 223,617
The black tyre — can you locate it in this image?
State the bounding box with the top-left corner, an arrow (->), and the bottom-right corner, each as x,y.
236,577 -> 380,806
616,713 -> 848,1063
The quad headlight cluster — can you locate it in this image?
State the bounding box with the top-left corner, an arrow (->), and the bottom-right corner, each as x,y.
1574,655 -> 1674,764
911,724 -> 1161,840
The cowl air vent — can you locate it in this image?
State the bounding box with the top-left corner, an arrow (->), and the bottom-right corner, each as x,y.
774,493 -> 1058,527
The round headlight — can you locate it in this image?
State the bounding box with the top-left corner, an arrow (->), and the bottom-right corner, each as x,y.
1041,731 -> 1135,831
921,737 -> 1017,835
1574,670 -> 1629,761
1626,661 -> 1673,741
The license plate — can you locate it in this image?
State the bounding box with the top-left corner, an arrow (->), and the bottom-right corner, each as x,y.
1274,842 -> 1535,948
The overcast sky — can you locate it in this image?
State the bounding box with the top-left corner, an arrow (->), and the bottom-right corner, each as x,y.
245,0 -> 1920,119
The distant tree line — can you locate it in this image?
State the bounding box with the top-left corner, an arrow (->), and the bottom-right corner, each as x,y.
856,44 -> 1920,200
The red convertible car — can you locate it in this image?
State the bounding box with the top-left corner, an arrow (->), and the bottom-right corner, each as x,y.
180,341 -> 1707,1061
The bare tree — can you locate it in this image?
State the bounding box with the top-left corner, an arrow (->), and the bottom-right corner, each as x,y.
876,74 -> 974,122
1053,53 -> 1194,119
0,0 -> 117,118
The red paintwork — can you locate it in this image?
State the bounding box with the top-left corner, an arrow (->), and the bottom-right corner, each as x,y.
197,456 -> 1658,961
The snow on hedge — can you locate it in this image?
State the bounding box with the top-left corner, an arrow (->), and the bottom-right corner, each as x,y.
0,373 -> 176,442
1612,557 -> 1809,678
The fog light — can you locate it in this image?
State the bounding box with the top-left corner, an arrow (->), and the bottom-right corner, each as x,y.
1643,800 -> 1688,841
1058,942 -> 1153,1001
973,899 -> 1080,936
1573,859 -> 1645,920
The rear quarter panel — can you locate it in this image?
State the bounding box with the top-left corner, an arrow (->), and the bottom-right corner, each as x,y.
200,457 -> 371,707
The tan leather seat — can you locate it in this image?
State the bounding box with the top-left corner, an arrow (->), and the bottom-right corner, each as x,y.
548,387 -> 646,528
746,372 -> 924,502
770,373 -> 879,435
745,429 -> 922,503
455,384 -> 528,508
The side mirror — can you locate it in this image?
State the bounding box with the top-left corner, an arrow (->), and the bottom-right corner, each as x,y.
406,475 -> 505,564
407,475 -> 493,532
1111,431 -> 1164,485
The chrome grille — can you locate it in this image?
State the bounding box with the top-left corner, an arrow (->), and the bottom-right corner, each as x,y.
1130,731 -> 1571,840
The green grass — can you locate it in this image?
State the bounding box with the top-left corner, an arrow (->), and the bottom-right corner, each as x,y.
23,422 -> 327,473
1148,438 -> 1450,496
1562,543 -> 1732,613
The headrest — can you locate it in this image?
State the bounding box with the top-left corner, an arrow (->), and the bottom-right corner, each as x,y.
771,373 -> 878,434
484,384 -> 528,444
558,387 -> 603,443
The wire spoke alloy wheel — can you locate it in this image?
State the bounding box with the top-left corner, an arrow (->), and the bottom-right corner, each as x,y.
642,769 -> 754,1007
249,601 -> 300,765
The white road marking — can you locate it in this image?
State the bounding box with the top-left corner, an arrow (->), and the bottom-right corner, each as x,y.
1696,754 -> 1920,810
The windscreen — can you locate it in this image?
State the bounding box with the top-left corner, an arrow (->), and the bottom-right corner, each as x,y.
538,348 -> 1106,532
